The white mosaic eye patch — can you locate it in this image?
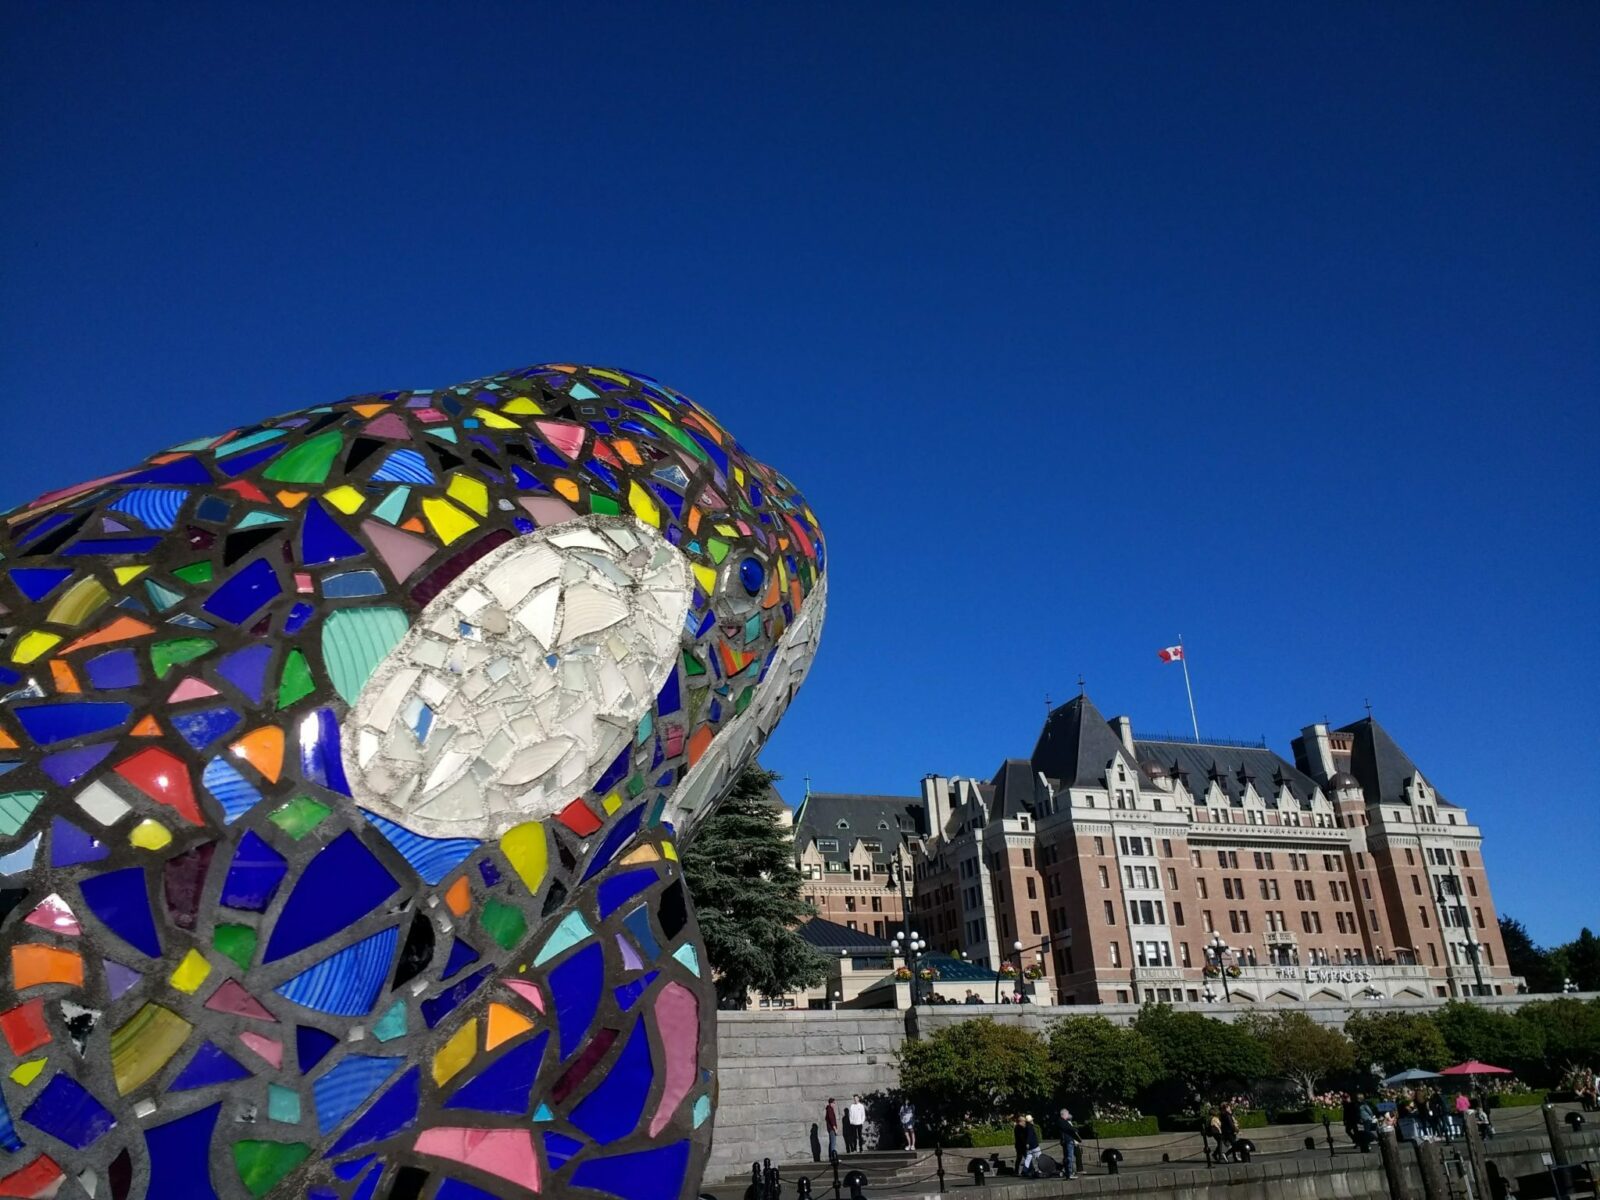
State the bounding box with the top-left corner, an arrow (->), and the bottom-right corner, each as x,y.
341,517 -> 691,838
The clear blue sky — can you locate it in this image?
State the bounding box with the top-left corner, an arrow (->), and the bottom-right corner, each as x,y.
3,5 -> 1595,945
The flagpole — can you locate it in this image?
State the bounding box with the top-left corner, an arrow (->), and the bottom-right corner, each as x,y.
1178,634 -> 1199,740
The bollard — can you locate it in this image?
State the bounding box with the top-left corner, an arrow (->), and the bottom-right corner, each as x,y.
1100,1147 -> 1123,1175
1377,1128 -> 1415,1200
934,1145 -> 945,1193
967,1158 -> 988,1187
842,1169 -> 868,1200
1413,1138 -> 1448,1200
831,1150 -> 842,1200
1543,1102 -> 1572,1167
797,1178 -> 812,1200
1461,1108 -> 1492,1200
1233,1138 -> 1254,1163
1565,1111 -> 1586,1132
1324,1114 -> 1337,1159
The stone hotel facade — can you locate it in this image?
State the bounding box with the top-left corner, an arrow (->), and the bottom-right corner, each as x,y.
908,694 -> 1517,1005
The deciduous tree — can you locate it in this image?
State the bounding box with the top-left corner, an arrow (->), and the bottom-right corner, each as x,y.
1237,1010 -> 1354,1104
1046,1015 -> 1162,1109
1344,1010 -> 1449,1075
897,1018 -> 1055,1137
1133,1004 -> 1267,1107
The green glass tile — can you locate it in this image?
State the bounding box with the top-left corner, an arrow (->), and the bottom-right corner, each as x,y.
635,713 -> 654,745
321,607 -> 408,705
743,615 -> 761,644
735,685 -> 754,715
173,562 -> 214,585
277,650 -> 314,709
151,637 -> 216,679
213,924 -> 258,971
0,792 -> 42,837
145,579 -> 185,610
232,1140 -> 311,1198
682,650 -> 706,677
480,899 -> 527,952
707,539 -> 730,564
626,774 -> 646,798
261,429 -> 342,485
267,797 -> 331,840
372,999 -> 407,1043
590,495 -> 620,515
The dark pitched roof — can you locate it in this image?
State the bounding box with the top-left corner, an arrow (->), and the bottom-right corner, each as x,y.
1031,694 -> 1137,789
919,951 -> 1001,982
989,759 -> 1049,820
1336,717 -> 1444,806
792,792 -> 925,865
796,918 -> 893,954
1133,739 -> 1321,807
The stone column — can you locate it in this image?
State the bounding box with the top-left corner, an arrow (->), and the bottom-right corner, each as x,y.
1413,1140 -> 1448,1200
1377,1129 -> 1416,1200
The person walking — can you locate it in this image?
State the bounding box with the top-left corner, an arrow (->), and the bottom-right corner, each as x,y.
1206,1109 -> 1225,1163
1219,1103 -> 1239,1162
899,1099 -> 917,1151
824,1098 -> 839,1160
1020,1115 -> 1041,1177
846,1094 -> 867,1154
1058,1108 -> 1080,1180
1012,1114 -> 1028,1174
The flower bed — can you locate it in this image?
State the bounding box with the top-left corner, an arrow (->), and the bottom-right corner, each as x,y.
1159,1109 -> 1268,1133
1269,1105 -> 1345,1126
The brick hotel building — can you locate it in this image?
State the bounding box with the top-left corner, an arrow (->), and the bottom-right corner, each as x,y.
909,694 -> 1517,1005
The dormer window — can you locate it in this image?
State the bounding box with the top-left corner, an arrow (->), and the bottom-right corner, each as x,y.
877,821 -> 890,830
836,819 -> 849,830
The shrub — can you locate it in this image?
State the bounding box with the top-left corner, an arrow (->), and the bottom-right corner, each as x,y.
1086,1115 -> 1160,1138
1487,1092 -> 1546,1110
1158,1109 -> 1268,1133
1269,1105 -> 1344,1126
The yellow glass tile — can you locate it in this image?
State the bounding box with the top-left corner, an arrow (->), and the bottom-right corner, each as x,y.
502,396 -> 543,416
323,485 -> 366,514
472,407 -> 520,430
111,1003 -> 192,1094
552,478 -> 580,503
46,576 -> 110,626
129,820 -> 172,850
113,566 -> 149,585
627,482 -> 660,528
169,949 -> 211,994
446,474 -> 490,517
11,631 -> 61,664
421,497 -> 477,545
733,466 -> 745,488
620,844 -> 660,865
662,841 -> 678,861
692,564 -> 717,596
500,822 -> 548,892
351,402 -> 388,417
589,368 -> 630,384
714,524 -> 736,536
9,1059 -> 44,1086
485,1003 -> 534,1051
431,1018 -> 478,1086
601,791 -> 623,815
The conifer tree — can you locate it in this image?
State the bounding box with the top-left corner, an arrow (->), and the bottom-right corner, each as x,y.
680,765 -> 828,1007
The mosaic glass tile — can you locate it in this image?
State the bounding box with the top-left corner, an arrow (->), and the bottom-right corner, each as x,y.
0,364 -> 824,1198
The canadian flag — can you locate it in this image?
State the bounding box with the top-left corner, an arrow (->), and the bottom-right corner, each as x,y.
1158,645 -> 1184,663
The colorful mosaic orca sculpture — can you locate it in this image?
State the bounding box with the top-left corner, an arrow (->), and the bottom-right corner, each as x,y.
0,365 -> 826,1199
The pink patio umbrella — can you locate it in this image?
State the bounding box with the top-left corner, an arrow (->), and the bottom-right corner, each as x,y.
1440,1061 -> 1512,1076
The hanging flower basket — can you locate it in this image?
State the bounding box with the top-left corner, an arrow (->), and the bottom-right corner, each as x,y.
1202,964 -> 1221,978
1225,965 -> 1242,978
894,967 -> 913,981
998,962 -> 1019,977
1025,965 -> 1046,980
918,967 -> 940,981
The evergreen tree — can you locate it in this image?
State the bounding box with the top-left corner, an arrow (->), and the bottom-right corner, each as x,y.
1500,915 -> 1563,993
679,764 -> 828,1008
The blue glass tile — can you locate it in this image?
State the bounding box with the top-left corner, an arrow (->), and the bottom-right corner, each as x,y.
64,536 -> 164,556
0,1087 -> 22,1152
51,818 -> 109,867
217,644 -> 273,702
21,1074 -> 116,1149
571,1140 -> 692,1200
570,1018 -> 652,1144
217,443 -> 285,476
739,557 -> 764,595
283,602 -> 314,634
203,756 -> 261,823
649,483 -> 684,520
276,926 -> 398,1017
598,869 -> 658,920
79,866 -> 162,957
613,970 -> 659,1012
221,831 -> 287,911
300,501 -> 366,564
322,570 -> 385,597
595,746 -> 631,794
325,1066 -> 420,1156
478,859 -> 501,888
372,449 -> 434,484
39,742 -> 115,790
296,1025 -> 338,1075
437,1179 -> 502,1200
146,1102 -> 222,1199
8,567 -> 73,600
14,701 -> 132,746
442,938 -> 479,979
169,1041 -> 252,1091
172,706 -> 242,751
361,810 -> 477,886
202,557 -> 282,625
109,487 -> 188,530
543,1132 -> 585,1171
299,707 -> 350,795
420,966 -> 490,1029
581,806 -> 646,883
195,496 -> 231,523
85,649 -> 141,690
443,1030 -> 547,1117
264,831 -> 398,963
656,670 -> 680,716
550,942 -> 605,1060
125,458 -> 213,486
622,906 -> 660,961
312,1055 -> 400,1135
331,1155 -> 375,1182
351,1166 -> 384,1200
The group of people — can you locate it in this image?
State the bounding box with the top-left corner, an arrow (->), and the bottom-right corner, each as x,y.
1007,1110 -> 1081,1180
1202,1102 -> 1247,1163
1339,1088 -> 1493,1148
1575,1070 -> 1599,1111
822,1096 -> 870,1157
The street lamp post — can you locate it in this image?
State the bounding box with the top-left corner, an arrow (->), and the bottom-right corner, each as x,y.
1202,984 -> 1217,1004
1207,933 -> 1233,1002
892,929 -> 927,1005
993,936 -> 1052,1003
1437,875 -> 1486,996
1563,977 -> 1579,995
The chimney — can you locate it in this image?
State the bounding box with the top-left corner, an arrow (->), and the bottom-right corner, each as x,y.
1111,715 -> 1136,755
1298,724 -> 1335,780
920,775 -> 949,841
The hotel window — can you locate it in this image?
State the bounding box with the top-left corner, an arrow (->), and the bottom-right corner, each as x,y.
1254,852 -> 1265,870
1180,942 -> 1192,966
1229,911 -> 1241,934
1203,909 -> 1214,931
1162,839 -> 1173,858
1467,877 -> 1477,896
1104,901 -> 1116,925
1026,877 -> 1037,900
1098,866 -> 1109,888
1023,848 -> 1032,868
1311,912 -> 1321,933
1198,877 -> 1208,899
1168,867 -> 1178,889
1301,911 -> 1313,933
1173,902 -> 1185,925
1418,907 -> 1430,928
1109,942 -> 1121,967
1217,850 -> 1229,868
1362,879 -> 1372,900
1412,876 -> 1422,894
1474,907 -> 1484,928
1094,837 -> 1105,856
1405,849 -> 1415,865
1369,909 -> 1380,931
1031,911 -> 1041,934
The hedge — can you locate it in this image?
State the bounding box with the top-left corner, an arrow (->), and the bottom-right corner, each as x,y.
1159,1109 -> 1268,1133
1269,1106 -> 1344,1126
945,1123 -> 1018,1149
1487,1092 -> 1546,1110
1085,1116 -> 1160,1139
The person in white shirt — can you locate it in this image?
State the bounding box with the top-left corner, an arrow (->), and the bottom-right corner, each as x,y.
846,1095 -> 868,1153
